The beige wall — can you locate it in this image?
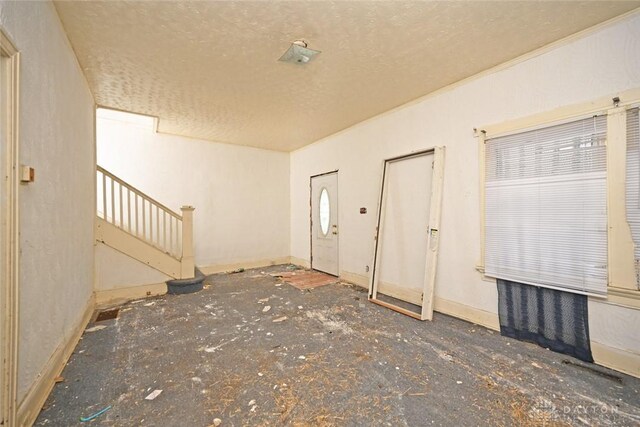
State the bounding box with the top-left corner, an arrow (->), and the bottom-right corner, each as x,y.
0,0 -> 95,402
97,116 -> 290,273
290,13 -> 640,366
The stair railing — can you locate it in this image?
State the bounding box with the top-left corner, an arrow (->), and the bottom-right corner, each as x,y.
96,166 -> 194,276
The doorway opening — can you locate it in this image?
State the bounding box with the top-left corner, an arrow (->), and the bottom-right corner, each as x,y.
310,171 -> 338,276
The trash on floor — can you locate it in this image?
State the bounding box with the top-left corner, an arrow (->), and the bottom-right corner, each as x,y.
79,405 -> 111,422
85,325 -> 106,333
145,389 -> 163,400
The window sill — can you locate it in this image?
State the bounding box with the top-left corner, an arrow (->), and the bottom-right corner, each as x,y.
476,266 -> 640,309
475,264 -> 497,283
598,286 -> 640,310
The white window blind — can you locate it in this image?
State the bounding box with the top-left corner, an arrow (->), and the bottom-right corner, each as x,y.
625,107 -> 640,288
485,115 -> 608,296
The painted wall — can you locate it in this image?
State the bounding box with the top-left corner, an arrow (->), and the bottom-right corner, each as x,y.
290,14 -> 640,361
97,116 -> 290,273
0,1 -> 95,402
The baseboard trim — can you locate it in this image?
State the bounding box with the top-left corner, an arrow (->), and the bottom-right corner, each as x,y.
199,257 -> 291,275
377,281 -> 422,306
338,270 -> 501,331
339,270 -> 367,287
433,296 -> 500,331
95,282 -> 167,308
591,341 -> 640,378
16,294 -> 95,427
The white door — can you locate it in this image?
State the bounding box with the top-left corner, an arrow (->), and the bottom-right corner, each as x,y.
369,147 -> 445,320
311,172 -> 338,276
378,152 -> 433,305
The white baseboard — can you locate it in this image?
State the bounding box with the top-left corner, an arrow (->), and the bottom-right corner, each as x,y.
338,270 -> 501,330
199,257 -> 292,275
17,294 -> 95,427
339,270 -> 368,287
95,282 -> 167,308
591,341 -> 640,378
432,296 -> 500,331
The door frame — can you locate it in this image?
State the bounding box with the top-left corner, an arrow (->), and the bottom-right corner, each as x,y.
368,147 -> 445,321
1,28 -> 20,427
309,170 -> 339,274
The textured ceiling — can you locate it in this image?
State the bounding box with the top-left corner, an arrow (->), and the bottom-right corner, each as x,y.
54,1 -> 640,151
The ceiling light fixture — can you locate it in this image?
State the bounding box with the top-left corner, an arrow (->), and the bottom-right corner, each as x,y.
278,40 -> 321,65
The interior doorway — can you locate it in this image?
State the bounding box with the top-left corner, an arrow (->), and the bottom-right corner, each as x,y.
1,29 -> 19,426
369,147 -> 445,320
310,171 -> 338,276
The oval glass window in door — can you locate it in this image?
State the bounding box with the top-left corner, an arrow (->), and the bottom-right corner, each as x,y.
319,188 -> 331,236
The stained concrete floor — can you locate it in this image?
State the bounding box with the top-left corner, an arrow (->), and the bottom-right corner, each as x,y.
36,265 -> 640,426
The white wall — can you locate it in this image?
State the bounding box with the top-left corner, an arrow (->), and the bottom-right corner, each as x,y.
290,14 -> 640,363
97,116 -> 290,272
0,0 -> 95,402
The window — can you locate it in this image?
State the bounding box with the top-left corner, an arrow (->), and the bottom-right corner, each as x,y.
625,107 -> 640,287
484,115 -> 608,296
319,188 -> 330,236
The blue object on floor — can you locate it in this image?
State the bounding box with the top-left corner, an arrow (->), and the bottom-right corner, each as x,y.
80,405 -> 112,422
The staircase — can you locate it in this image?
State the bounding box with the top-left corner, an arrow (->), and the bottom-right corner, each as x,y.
95,166 -> 196,280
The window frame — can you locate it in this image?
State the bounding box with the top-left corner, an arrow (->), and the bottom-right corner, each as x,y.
477,87 -> 640,308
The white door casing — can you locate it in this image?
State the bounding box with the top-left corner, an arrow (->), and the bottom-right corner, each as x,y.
369,147 -> 445,321
311,172 -> 338,276
1,28 -> 19,426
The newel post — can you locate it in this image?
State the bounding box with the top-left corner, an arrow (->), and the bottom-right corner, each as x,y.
180,206 -> 195,279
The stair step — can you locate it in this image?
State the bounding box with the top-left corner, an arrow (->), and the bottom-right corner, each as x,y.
166,268 -> 205,294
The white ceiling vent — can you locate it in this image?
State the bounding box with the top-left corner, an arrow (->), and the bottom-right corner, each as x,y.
278,40 -> 321,65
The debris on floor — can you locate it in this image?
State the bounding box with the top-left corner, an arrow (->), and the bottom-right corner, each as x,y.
79,405 -> 111,422
227,268 -> 245,274
84,325 -> 106,333
145,390 -> 163,400
35,265 -> 640,426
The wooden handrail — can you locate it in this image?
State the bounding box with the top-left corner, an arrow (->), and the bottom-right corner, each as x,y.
97,166 -> 182,220
96,166 -> 189,261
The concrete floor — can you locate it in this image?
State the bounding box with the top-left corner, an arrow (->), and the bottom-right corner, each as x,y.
36,265 -> 640,426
